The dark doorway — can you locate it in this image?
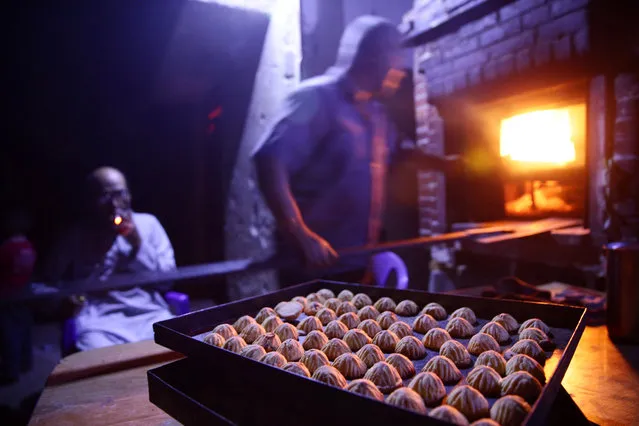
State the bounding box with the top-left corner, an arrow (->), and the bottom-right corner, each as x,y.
4,0 -> 269,271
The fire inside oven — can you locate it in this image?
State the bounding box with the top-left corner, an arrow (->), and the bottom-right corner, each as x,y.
499,103 -> 586,218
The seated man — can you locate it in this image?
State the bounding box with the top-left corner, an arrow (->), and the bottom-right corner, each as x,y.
47,167 -> 176,351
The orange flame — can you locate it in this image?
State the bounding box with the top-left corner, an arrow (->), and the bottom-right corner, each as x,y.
114,216 -> 123,226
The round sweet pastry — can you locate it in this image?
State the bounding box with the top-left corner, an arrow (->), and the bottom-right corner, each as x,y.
388,321 -> 413,339
291,296 -> 308,310
421,302 -> 447,320
300,349 -> 330,374
428,405 -> 470,425
422,355 -> 463,384
343,329 -> 372,351
339,312 -> 361,329
274,323 -> 299,342
374,297 -> 397,313
357,319 -> 383,338
203,332 -> 225,347
519,327 -> 555,351
413,313 -> 438,334
282,361 -> 311,378
450,307 -> 477,324
372,330 -> 400,353
504,339 -> 546,365
352,293 -> 373,309
312,365 -> 348,389
324,320 -> 349,339
377,311 -> 399,329
255,307 -> 277,324
239,344 -> 267,360
519,318 -> 550,335
306,292 -> 325,304
260,351 -> 287,368
275,301 -> 304,321
395,335 -> 427,360
387,388 -> 428,414
479,322 -> 510,344
357,305 -> 380,321
467,333 -> 500,355
262,315 -> 284,332
336,301 -> 358,316
492,313 -> 519,334
324,298 -> 342,312
321,338 -> 351,361
317,288 -> 335,300
356,344 -> 385,368
233,315 -> 256,334
446,317 -> 475,338
395,300 -> 419,316
440,340 -> 472,368
222,336 -> 247,353
212,324 -> 238,340
422,328 -> 452,350
386,353 -> 416,379
466,365 -> 501,397
446,385 -> 490,422
337,289 -> 354,302
500,371 -> 542,403
316,308 -> 337,326
302,330 -> 329,351
408,372 -> 447,406
332,352 -> 367,379
239,322 -> 266,344
363,361 -> 403,393
253,332 -> 282,352
297,316 -> 323,334
470,419 -> 500,426
506,354 -> 546,384
475,350 -> 507,377
305,301 -> 324,316
346,379 -> 385,401
277,338 -> 304,361
490,395 -> 531,426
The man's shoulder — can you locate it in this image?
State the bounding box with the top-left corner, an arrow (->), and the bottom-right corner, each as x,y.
132,212 -> 164,230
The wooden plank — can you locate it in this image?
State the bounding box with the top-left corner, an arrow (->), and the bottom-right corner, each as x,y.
475,218 -> 582,244
6,229 -> 513,305
30,362 -> 178,426
47,340 -> 183,386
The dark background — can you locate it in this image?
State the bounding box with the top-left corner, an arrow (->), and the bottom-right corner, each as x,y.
3,1 -> 269,274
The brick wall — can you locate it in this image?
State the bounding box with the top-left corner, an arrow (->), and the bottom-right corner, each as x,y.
412,44 -> 448,236
406,0 -> 594,235
413,0 -> 591,99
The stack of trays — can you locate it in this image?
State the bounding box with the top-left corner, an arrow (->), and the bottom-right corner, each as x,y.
149,280 -> 586,425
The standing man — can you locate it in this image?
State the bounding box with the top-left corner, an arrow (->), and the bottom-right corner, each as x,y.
253,16 -> 457,285
47,167 -> 176,351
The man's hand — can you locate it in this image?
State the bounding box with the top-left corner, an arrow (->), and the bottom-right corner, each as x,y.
284,219 -> 338,268
117,212 -> 142,255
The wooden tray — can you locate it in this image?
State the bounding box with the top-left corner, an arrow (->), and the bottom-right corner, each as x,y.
152,280 -> 587,425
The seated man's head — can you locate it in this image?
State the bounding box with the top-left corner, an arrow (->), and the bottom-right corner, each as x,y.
335,15 -> 405,96
85,167 -> 131,229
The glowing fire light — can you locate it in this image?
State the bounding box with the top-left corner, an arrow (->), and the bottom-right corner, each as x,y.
500,109 -> 576,165
114,216 -> 123,226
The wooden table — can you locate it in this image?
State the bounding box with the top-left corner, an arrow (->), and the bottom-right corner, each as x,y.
29,340 -> 182,425
29,328 -> 639,425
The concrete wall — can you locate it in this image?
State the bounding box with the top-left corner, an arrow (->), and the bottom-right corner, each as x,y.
223,0 -> 302,300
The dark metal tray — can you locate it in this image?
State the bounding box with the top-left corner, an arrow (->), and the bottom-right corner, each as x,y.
152,280 -> 587,425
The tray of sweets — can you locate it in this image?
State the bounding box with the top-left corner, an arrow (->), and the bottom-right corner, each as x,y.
152,280 -> 587,425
